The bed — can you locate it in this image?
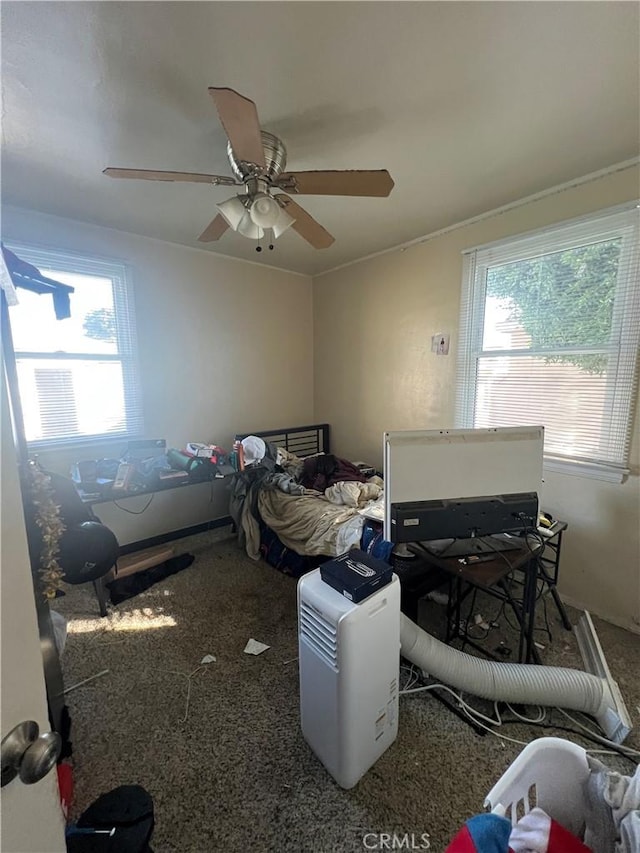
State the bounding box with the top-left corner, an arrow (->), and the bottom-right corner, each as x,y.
230,423 -> 387,576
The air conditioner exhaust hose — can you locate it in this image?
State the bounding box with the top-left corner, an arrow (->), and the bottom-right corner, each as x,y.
400,614 -> 611,721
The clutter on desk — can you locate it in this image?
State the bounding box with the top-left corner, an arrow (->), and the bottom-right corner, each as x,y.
186,442 -> 224,459
71,437 -> 238,498
166,448 -> 208,477
177,441 -> 235,477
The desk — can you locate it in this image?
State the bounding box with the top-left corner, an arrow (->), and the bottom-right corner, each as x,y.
75,475 -> 224,616
409,540 -> 542,664
75,472 -> 223,505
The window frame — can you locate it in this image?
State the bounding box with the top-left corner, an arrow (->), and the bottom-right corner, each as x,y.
6,242 -> 144,450
456,202 -> 640,483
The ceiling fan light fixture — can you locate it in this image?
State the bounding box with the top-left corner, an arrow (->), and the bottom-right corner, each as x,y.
236,211 -> 265,240
216,195 -> 249,231
248,193 -> 282,229
272,206 -> 295,239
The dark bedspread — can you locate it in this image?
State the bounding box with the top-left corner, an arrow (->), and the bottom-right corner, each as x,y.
300,454 -> 367,492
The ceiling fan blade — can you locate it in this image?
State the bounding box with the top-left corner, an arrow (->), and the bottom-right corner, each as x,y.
198,214 -> 230,243
274,195 -> 334,249
103,168 -> 237,186
208,87 -> 266,169
276,169 -> 394,197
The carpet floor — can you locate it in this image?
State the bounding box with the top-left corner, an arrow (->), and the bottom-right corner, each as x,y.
54,530 -> 640,852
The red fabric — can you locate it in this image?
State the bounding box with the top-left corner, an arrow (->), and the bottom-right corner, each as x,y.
57,762 -> 73,820
447,809 -> 590,853
445,825 -> 479,852
548,819 -> 592,852
445,814 -> 515,852
508,807 -> 592,853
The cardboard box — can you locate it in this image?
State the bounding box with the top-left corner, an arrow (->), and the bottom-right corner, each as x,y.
319,549 -> 393,603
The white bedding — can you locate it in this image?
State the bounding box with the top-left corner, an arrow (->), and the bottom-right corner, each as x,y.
257,479 -> 383,557
232,447 -> 384,559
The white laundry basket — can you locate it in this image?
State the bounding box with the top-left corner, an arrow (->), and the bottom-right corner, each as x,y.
484,737 -> 590,839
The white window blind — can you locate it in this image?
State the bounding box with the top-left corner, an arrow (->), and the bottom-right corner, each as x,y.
456,204 -> 640,480
7,244 -> 143,448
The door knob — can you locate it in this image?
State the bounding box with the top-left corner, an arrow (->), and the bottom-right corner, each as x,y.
1,721 -> 61,787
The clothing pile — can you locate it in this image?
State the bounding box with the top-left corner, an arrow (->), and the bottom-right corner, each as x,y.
445,759 -> 640,853
229,441 -> 385,562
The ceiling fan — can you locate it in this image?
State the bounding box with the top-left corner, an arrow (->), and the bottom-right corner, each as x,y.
104,87 -> 394,252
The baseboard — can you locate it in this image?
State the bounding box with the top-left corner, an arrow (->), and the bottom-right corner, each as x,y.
119,516 -> 233,556
575,611 -> 632,744
559,592 -> 640,636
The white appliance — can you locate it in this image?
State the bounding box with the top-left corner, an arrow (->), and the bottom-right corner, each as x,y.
298,569 -> 400,789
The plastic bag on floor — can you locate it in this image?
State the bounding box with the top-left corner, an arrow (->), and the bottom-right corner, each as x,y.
50,609 -> 67,655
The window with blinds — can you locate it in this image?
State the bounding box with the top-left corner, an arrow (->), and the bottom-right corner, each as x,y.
7,245 -> 143,448
456,205 -> 639,481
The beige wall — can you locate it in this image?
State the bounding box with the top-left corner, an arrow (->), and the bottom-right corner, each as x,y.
313,165 -> 640,632
3,207 -> 314,544
4,170 -> 638,628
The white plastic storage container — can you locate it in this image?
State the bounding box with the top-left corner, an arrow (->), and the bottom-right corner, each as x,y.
484,737 -> 590,839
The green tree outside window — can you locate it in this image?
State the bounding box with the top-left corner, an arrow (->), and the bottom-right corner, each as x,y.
486,239 -> 620,374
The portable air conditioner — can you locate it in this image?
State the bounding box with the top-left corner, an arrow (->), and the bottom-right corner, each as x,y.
298,568 -> 400,789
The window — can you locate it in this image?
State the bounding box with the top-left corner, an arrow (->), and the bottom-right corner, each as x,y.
7,245 -> 143,448
456,204 -> 640,481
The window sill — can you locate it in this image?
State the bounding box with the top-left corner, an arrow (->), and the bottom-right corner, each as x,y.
543,457 -> 629,484
27,435 -> 134,457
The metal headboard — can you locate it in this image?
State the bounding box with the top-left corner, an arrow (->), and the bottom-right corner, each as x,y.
234,423 -> 330,458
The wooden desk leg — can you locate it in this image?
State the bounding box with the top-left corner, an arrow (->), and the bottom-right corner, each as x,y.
93,577 -> 108,617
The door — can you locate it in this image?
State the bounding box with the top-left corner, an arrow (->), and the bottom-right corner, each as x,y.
1,365 -> 66,851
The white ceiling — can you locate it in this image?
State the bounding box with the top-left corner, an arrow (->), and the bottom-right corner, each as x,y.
2,2 -> 638,276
